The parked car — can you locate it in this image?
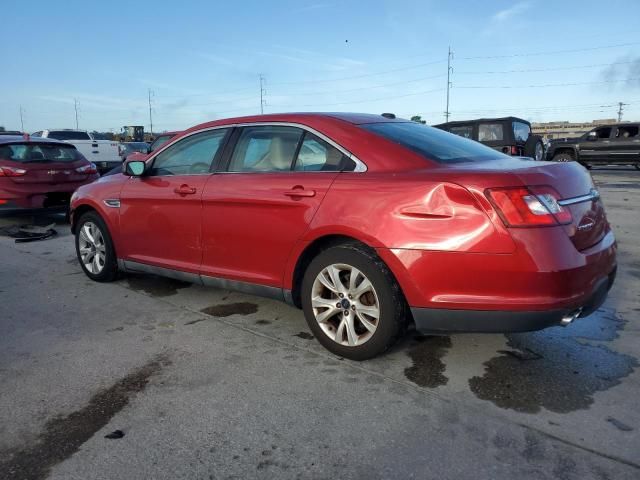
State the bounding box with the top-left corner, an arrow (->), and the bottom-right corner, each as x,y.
32,129 -> 121,175
546,123 -> 640,170
0,130 -> 23,136
434,116 -> 545,161
70,113 -> 616,360
148,131 -> 181,154
0,135 -> 98,213
118,142 -> 150,161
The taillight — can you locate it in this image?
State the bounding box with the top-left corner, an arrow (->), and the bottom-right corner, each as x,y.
486,186 -> 572,227
510,146 -> 519,155
76,163 -> 98,174
0,166 -> 27,177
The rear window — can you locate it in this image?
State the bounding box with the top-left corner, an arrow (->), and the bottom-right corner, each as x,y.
47,131 -> 92,141
361,122 -> 506,163
0,143 -> 82,163
478,123 -> 504,142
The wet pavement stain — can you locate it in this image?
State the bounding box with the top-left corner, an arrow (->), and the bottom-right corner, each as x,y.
606,417 -> 633,432
469,309 -> 638,413
293,332 -> 314,340
0,356 -> 168,480
185,302 -> 259,325
125,274 -> 191,298
404,335 -> 452,388
255,319 -> 271,325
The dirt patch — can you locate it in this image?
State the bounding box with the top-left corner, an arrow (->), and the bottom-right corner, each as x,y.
125,274 -> 191,297
469,309 -> 637,413
404,335 -> 452,388
0,356 -> 168,480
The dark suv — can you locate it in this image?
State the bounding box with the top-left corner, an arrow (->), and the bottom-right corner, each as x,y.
434,117 -> 544,161
546,123 -> 640,170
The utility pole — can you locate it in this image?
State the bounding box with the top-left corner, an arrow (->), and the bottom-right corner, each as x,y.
617,102 -> 628,123
74,98 -> 79,129
259,75 -> 267,114
19,106 -> 24,132
445,46 -> 453,122
148,89 -> 154,137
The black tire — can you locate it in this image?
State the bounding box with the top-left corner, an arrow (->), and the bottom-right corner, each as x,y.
301,243 -> 407,360
552,152 -> 574,162
75,211 -> 118,282
524,135 -> 544,161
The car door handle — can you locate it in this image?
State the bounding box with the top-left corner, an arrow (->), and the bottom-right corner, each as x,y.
174,184 -> 197,195
284,188 -> 316,198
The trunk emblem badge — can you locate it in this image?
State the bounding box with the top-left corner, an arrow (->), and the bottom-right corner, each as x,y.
577,217 -> 596,231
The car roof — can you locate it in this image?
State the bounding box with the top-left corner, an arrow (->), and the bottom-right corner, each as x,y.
434,116 -> 530,128
182,112 -> 408,135
0,135 -> 74,146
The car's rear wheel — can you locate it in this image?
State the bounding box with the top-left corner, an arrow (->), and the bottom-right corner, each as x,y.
524,135 -> 544,161
75,211 -> 118,282
301,244 -> 406,360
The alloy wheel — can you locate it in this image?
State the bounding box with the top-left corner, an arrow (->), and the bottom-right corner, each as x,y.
311,263 -> 380,346
78,221 -> 106,274
535,142 -> 544,161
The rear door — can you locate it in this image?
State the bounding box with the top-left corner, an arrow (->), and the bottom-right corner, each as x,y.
610,125 -> 640,164
200,125 -> 352,287
118,128 -> 229,273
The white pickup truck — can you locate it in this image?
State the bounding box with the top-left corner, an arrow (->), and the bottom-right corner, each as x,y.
31,129 -> 121,175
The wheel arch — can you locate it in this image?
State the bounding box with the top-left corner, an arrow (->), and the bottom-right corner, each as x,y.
287,233 -> 404,310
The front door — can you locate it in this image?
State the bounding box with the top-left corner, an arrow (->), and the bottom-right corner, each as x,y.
118,128 -> 229,273
580,126 -> 613,164
200,125 -> 354,287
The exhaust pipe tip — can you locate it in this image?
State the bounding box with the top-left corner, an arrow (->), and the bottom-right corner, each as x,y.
560,308 -> 582,326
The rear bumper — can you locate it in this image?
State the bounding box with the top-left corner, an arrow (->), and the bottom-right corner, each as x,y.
410,267 -> 616,333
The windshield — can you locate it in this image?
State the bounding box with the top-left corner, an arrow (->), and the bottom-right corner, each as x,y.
0,143 -> 82,163
361,122 -> 507,163
513,121 -> 531,142
47,131 -> 92,141
150,134 -> 173,151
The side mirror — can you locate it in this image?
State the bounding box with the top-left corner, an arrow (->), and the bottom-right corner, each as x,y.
125,160 -> 146,176
587,132 -> 598,141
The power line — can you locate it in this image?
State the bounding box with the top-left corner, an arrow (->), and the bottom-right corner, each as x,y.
148,89 -> 154,136
260,74 -> 266,114
455,60 -> 637,75
74,98 -> 79,129
456,78 -> 640,89
19,106 -> 25,131
459,41 -> 640,60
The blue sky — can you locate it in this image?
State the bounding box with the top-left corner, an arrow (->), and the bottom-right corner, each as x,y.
1,0 -> 639,133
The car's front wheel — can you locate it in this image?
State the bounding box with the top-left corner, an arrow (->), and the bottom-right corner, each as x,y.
75,211 -> 118,282
552,152 -> 574,162
301,243 -> 406,360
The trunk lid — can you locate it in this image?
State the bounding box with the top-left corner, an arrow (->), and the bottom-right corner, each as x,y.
5,160 -> 90,185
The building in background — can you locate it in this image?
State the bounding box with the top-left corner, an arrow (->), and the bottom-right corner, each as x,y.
532,119 -> 618,140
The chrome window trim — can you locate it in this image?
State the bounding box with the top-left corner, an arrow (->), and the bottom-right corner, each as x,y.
141,121 -> 367,175
558,189 -> 600,206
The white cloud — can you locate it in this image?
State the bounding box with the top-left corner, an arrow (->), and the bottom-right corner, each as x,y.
492,2 -> 530,22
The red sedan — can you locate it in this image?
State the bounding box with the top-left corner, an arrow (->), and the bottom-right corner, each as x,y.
69,113 -> 616,359
0,136 -> 99,213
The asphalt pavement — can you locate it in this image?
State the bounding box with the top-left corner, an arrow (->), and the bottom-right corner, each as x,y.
0,167 -> 638,479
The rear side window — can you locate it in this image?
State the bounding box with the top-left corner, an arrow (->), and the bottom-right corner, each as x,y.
0,143 -> 81,162
361,122 -> 506,163
150,134 -> 173,152
512,121 -> 531,142
615,126 -> 639,138
228,126 -> 303,172
448,125 -> 473,139
47,131 -> 92,141
294,133 -> 355,171
478,123 -> 504,142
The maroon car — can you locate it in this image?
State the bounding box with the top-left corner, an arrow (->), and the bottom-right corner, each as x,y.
0,135 -> 99,213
